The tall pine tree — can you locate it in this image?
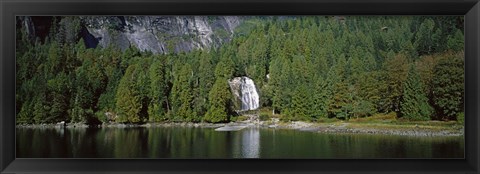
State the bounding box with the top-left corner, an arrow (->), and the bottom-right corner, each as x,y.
170,64 -> 196,122
400,65 -> 432,121
116,64 -> 142,123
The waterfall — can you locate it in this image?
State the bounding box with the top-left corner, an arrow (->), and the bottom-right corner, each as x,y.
228,76 -> 260,111
240,77 -> 260,111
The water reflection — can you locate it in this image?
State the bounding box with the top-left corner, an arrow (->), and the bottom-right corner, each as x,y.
16,127 -> 464,158
241,128 -> 260,158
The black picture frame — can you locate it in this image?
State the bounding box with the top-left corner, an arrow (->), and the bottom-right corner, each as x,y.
1,0 -> 479,173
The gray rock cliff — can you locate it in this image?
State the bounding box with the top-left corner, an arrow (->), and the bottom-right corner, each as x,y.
81,16 -> 242,54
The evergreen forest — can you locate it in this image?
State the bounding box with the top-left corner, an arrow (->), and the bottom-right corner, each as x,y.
16,16 -> 465,124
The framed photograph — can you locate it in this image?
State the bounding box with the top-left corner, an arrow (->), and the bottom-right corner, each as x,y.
1,0 -> 479,173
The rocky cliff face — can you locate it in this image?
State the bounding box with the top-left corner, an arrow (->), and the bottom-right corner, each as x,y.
81,16 -> 242,54
18,16 -> 242,54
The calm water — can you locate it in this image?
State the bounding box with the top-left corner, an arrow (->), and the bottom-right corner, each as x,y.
16,127 -> 464,158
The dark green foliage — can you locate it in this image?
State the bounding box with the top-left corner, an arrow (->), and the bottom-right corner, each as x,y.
352,100 -> 376,119
147,58 -> 168,122
381,54 -> 409,113
432,52 -> 464,120
284,55 -> 315,121
57,17 -> 83,46
204,59 -> 236,123
193,51 -> 216,117
97,69 -> 122,117
354,72 -> 381,115
400,65 -> 433,121
204,79 -> 231,123
311,79 -> 329,119
115,64 -> 142,123
326,56 -> 353,120
47,72 -> 72,122
17,99 -> 33,124
170,64 -> 196,122
447,29 -> 464,52
133,59 -> 151,123
33,94 -> 49,124
414,19 -> 437,55
287,85 -> 312,121
71,48 -> 108,123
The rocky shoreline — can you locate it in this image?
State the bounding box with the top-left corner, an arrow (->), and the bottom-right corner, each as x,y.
286,123 -> 464,137
16,120 -> 463,137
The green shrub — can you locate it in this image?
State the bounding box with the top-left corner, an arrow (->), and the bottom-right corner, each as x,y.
457,112 -> 464,124
236,116 -> 249,122
259,114 -> 270,121
95,111 -> 108,123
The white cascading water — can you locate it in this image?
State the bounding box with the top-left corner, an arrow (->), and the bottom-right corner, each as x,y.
240,77 -> 260,111
228,76 -> 260,111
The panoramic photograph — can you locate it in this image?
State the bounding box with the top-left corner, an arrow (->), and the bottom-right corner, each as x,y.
15,16 -> 464,158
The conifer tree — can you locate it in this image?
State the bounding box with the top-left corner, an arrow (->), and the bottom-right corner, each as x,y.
268,58 -> 282,114
289,85 -> 311,121
287,55 -> 314,120
116,64 -> 142,123
383,53 -> 409,113
194,51 -> 216,117
204,78 -> 231,123
326,55 -> 352,119
400,65 -> 432,121
33,94 -> 49,124
447,29 -> 464,52
170,64 -> 196,121
414,19 -> 442,55
311,78 -> 328,119
204,57 -> 236,123
148,59 -> 167,122
47,72 -> 71,122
